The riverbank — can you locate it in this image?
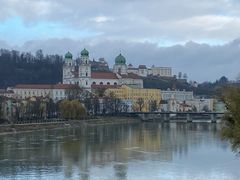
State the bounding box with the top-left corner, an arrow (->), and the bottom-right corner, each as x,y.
0,116 -> 140,136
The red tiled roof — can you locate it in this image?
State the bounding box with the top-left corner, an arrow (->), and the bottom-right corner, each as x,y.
91,72 -> 118,79
15,84 -> 77,89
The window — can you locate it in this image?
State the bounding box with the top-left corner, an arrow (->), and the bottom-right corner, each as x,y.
100,82 -> 103,85
86,81 -> 88,85
86,72 -> 88,76
107,82 -> 110,85
114,82 -> 117,85
92,82 -> 96,85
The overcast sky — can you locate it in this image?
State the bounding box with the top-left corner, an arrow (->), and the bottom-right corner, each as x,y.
0,0 -> 240,82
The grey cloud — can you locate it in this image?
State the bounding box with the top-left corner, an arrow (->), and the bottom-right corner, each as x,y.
1,0 -> 240,42
0,38 -> 238,82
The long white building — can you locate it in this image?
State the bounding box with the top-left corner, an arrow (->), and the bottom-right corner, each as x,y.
127,64 -> 172,77
13,84 -> 75,102
161,89 -> 194,102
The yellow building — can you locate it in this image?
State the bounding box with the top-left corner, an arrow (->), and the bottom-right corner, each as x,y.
105,85 -> 161,112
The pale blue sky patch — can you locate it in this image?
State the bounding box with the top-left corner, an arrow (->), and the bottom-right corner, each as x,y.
0,16 -> 101,45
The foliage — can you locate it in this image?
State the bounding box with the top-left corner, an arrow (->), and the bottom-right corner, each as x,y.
59,100 -> 86,120
143,76 -> 232,97
83,94 -> 100,115
101,92 -> 128,114
0,49 -> 63,88
221,86 -> 240,153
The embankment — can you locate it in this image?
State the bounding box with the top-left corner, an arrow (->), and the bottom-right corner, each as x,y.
0,116 -> 140,135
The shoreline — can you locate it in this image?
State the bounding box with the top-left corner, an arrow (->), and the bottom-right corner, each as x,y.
0,116 -> 140,136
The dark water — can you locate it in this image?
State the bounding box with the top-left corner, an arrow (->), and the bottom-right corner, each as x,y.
0,122 -> 239,180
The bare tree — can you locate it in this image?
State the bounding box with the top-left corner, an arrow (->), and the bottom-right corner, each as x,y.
149,100 -> 158,112
65,85 -> 83,100
136,98 -> 144,112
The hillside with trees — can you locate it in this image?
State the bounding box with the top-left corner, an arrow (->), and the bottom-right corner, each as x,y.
0,49 -> 63,88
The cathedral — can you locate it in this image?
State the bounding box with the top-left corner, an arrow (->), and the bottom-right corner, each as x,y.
62,49 -> 143,91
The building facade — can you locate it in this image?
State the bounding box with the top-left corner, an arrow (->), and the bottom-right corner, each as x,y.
161,90 -> 194,102
63,49 -> 143,90
105,85 -> 161,112
127,65 -> 172,77
13,84 -> 76,102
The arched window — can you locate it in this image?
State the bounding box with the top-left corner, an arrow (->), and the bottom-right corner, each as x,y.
86,81 -> 88,85
86,72 -> 88,77
86,60 -> 87,64
107,82 -> 110,85
92,82 -> 96,85
100,82 -> 103,85
114,82 -> 117,85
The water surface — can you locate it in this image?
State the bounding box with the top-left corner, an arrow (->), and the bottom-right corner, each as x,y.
0,122 -> 239,180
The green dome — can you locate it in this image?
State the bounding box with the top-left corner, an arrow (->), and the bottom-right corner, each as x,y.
115,53 -> 126,65
65,51 -> 73,59
81,48 -> 89,56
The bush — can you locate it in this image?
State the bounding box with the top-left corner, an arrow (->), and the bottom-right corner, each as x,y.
221,86 -> 240,152
59,100 -> 87,120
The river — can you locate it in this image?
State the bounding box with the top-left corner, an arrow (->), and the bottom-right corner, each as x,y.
0,122 -> 239,180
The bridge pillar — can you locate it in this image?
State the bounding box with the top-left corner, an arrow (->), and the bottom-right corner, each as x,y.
186,113 -> 192,122
211,114 -> 217,123
163,113 -> 167,121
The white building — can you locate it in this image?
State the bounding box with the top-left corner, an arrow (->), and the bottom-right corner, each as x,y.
126,64 -> 172,77
150,66 -> 172,77
63,49 -> 143,90
161,90 -> 194,102
13,84 -> 76,102
0,89 -> 15,98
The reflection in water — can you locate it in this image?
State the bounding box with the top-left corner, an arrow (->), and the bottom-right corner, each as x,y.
0,122 -> 239,180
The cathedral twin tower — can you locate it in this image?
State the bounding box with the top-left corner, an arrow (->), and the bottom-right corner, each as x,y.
63,49 -> 91,90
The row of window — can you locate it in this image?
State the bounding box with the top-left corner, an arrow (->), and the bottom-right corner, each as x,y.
17,90 -> 66,97
92,82 -> 118,85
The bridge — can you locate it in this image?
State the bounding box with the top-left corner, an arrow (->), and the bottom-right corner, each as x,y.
120,112 -> 225,123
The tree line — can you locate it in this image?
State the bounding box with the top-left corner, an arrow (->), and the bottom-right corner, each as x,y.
0,49 -> 63,88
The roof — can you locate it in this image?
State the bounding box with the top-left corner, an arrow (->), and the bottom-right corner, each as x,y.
14,84 -> 77,90
65,51 -> 73,59
115,53 -> 126,65
81,48 -> 89,56
91,72 -> 119,79
121,73 -> 142,79
138,65 -> 147,69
